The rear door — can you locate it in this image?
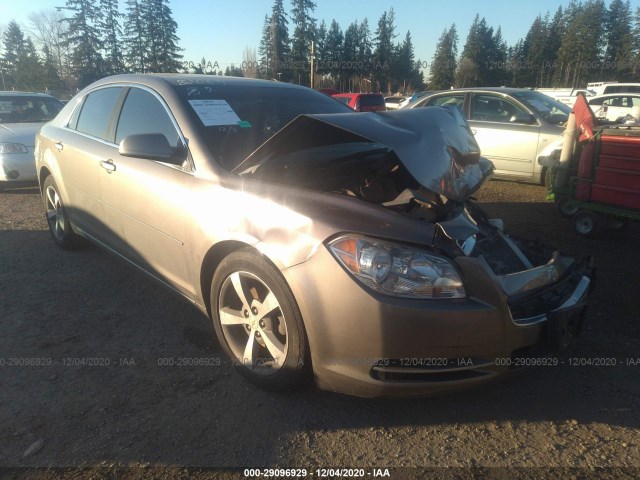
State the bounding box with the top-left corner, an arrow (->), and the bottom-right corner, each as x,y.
57,87 -> 124,239
467,93 -> 541,176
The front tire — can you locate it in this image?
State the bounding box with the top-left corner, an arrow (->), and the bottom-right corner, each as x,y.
210,248 -> 309,391
42,176 -> 85,250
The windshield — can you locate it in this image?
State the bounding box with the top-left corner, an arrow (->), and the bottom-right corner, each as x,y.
0,96 -> 63,124
173,83 -> 353,171
512,91 -> 571,124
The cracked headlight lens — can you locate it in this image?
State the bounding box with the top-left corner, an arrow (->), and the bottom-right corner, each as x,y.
329,235 -> 465,299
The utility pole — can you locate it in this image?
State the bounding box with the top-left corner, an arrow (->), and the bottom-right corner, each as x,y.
310,41 -> 315,89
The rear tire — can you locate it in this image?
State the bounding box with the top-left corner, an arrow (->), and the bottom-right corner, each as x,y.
210,248 -> 309,391
42,176 -> 85,250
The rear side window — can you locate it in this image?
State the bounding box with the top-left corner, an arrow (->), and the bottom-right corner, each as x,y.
604,85 -> 640,94
358,95 -> 385,107
75,87 -> 123,141
115,88 -> 180,147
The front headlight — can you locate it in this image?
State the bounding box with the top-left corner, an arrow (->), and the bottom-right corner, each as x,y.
0,143 -> 29,154
328,235 -> 466,299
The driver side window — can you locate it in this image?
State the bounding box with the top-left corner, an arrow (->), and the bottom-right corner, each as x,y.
470,95 -> 526,123
116,88 -> 181,148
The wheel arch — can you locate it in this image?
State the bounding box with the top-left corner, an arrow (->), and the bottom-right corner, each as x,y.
38,166 -> 52,192
200,240 -> 251,317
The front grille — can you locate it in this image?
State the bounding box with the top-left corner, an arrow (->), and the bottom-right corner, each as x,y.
508,261 -> 589,320
472,229 -> 527,274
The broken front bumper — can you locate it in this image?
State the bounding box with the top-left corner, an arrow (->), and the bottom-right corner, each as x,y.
282,238 -> 594,398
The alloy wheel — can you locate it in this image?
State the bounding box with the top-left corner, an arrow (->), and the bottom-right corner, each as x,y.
218,271 -> 288,375
45,185 -> 65,241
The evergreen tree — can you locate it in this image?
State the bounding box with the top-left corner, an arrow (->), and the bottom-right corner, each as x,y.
556,0 -> 607,87
14,38 -> 46,90
2,21 -> 27,74
270,0 -> 291,81
507,40 -> 525,86
373,9 -> 397,92
522,15 -> 548,87
99,0 -> 125,75
489,26 -> 509,86
123,0 -> 145,72
42,44 -> 64,90
356,18 -> 372,80
258,14 -> 272,79
544,7 -> 565,86
396,31 -> 422,93
342,21 -> 359,89
313,19 -> 327,77
456,15 -> 488,86
325,19 -> 343,87
60,0 -> 104,87
155,0 -> 183,72
428,24 -> 458,90
604,0 -> 634,80
290,0 -> 316,85
140,0 -> 182,73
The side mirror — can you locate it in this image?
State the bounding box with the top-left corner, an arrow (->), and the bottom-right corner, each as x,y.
510,113 -> 537,124
119,133 -> 184,165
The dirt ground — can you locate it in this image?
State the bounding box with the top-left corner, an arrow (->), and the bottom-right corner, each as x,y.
0,180 -> 639,480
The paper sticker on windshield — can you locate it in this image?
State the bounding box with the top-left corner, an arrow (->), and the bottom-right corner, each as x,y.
188,99 -> 241,126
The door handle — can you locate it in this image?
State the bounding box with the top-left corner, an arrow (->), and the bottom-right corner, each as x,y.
471,129 -> 477,135
54,142 -> 63,151
100,159 -> 116,173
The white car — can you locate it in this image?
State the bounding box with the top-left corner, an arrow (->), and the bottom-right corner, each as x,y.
588,93 -> 640,122
0,92 -> 63,188
384,96 -> 406,110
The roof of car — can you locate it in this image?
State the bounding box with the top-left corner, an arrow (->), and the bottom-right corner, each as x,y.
332,92 -> 383,97
439,87 -> 538,94
590,92 -> 640,98
91,73 -> 314,92
0,91 -> 58,98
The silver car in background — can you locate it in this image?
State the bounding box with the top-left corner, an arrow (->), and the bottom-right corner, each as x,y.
407,88 -> 571,186
0,92 -> 63,188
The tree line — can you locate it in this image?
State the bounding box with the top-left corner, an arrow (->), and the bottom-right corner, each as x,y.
429,0 -> 640,90
0,0 -> 182,96
2,0 -> 640,97
254,0 -> 424,93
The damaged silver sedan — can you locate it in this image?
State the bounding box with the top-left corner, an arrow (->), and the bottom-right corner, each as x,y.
35,75 -> 593,397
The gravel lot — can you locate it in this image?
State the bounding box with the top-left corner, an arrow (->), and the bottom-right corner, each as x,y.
1,180 -> 639,480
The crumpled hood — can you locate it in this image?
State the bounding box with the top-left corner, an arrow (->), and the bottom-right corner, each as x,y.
234,106 -> 493,203
0,123 -> 42,147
